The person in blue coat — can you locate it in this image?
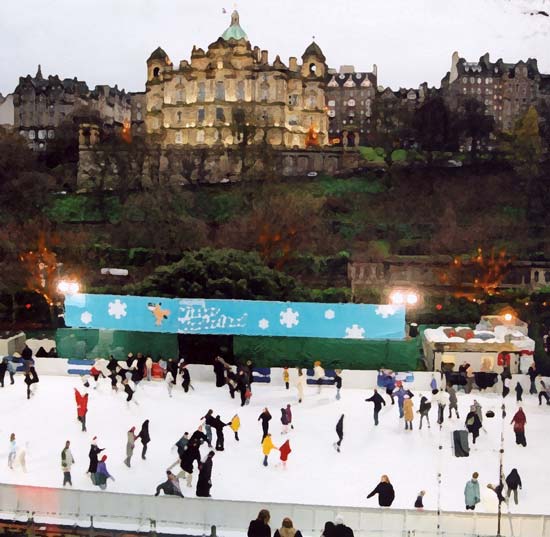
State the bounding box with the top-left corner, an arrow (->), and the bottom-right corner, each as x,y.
93,455 -> 115,490
464,472 -> 481,510
392,385 -> 407,418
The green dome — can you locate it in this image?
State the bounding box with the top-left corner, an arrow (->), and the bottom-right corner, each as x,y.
221,10 -> 248,41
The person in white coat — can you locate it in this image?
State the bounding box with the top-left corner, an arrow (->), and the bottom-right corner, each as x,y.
296,368 -> 306,403
431,389 -> 450,425
8,433 -> 16,469
61,440 -> 75,486
166,370 -> 175,397
145,356 -> 153,381
313,362 -> 325,394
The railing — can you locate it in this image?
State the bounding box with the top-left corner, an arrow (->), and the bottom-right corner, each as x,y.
0,483 -> 548,537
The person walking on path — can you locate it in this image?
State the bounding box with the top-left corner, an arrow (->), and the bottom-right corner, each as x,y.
278,439 -> 291,468
8,433 -> 17,469
527,363 -> 538,395
138,419 -> 150,459
334,369 -> 342,400
258,408 -> 272,442
247,509 -> 271,537
124,426 -> 138,467
465,405 -> 483,444
505,468 -> 522,505
515,381 -> 523,402
511,407 -> 527,447
365,389 -> 386,426
87,437 -> 104,475
418,396 -> 431,429
274,518 -> 303,537
334,414 -> 344,452
196,450 -> 215,497
230,414 -> 240,441
261,434 -> 278,467
93,455 -> 114,490
74,388 -> 89,432
61,440 -> 75,486
403,395 -> 414,430
296,368 -> 306,403
464,472 -> 481,510
447,384 -> 460,419
367,475 -> 395,507
155,470 -> 183,497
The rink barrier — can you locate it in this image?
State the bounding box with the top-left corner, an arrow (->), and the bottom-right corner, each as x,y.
0,483 -> 549,537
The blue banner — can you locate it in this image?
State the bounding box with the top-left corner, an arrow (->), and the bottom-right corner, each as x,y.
64,294 -> 406,340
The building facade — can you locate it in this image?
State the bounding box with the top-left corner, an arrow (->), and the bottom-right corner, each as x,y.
0,93 -> 14,129
145,11 -> 329,149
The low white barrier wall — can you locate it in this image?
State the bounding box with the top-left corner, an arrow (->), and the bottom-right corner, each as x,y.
0,483 -> 549,537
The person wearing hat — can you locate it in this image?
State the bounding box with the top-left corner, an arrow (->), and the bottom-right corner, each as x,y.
154,470 -> 183,497
87,437 -> 104,475
511,407 -> 527,447
93,455 -> 114,490
464,472 -> 481,510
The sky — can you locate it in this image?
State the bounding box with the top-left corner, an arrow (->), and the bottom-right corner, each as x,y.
1,0 -> 549,96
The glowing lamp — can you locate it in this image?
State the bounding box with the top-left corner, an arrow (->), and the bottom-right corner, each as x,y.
503,313 -> 513,322
406,292 -> 419,305
389,291 -> 404,305
57,279 -> 80,295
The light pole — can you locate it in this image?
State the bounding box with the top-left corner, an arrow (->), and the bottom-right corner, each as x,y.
497,402 -> 506,537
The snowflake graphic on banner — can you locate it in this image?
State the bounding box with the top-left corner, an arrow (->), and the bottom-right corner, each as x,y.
280,307 -> 299,328
258,319 -> 269,330
345,324 -> 365,339
108,299 -> 127,320
81,311 -> 93,325
324,309 -> 335,320
375,305 -> 398,318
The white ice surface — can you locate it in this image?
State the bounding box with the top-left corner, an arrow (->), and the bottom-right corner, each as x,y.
0,374 -> 548,516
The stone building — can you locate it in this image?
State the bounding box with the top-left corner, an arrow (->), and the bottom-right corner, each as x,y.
144,10 -> 328,149
13,65 -> 134,150
0,93 -> 14,128
441,51 -> 542,133
325,65 -> 377,147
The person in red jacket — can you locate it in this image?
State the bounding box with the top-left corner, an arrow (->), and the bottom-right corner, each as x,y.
279,439 -> 291,469
511,407 -> 527,447
74,388 -> 89,432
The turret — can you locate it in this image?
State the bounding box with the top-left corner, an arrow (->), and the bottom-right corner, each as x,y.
301,41 -> 327,78
146,46 -> 172,82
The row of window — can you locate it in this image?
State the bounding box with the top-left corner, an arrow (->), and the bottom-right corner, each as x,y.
462,77 -> 493,84
19,129 -> 55,140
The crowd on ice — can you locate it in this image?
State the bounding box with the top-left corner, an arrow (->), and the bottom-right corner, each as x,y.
2,345 -> 549,513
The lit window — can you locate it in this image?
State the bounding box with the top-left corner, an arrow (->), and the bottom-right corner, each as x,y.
470,77 -> 475,84
348,99 -> 356,106
328,100 -> 336,107
462,77 -> 468,84
38,130 -> 46,140
47,130 -> 55,139
175,131 -> 183,144
477,78 -> 482,84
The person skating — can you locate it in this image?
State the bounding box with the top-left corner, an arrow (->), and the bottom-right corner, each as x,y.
261,433 -> 278,467
283,367 -> 290,390
122,378 -> 138,406
124,426 -> 138,467
74,388 -> 88,432
196,450 -> 215,497
145,355 -> 153,381
8,433 -> 16,469
487,479 -> 507,506
179,361 -> 191,393
211,414 -> 228,451
237,370 -> 248,407
280,407 -> 290,434
166,358 -> 178,386
274,517 -> 303,537
465,405 -> 482,444
321,521 -> 336,537
24,366 -> 39,399
87,437 -> 104,474
247,509 -> 271,537
464,472 -> 481,510
6,356 -> 17,385
226,367 -> 238,399
392,383 -> 407,418
21,345 -> 33,373
165,368 -> 175,398
61,440 -> 74,486
155,470 -> 183,497
138,419 -> 150,459
418,396 -> 431,429
168,432 -> 190,471
538,380 -> 550,405
0,358 -> 7,387
431,388 -> 449,425
334,414 -> 344,452
202,409 -> 215,448
107,356 -> 120,391
258,408 -> 272,442
89,360 -> 106,388
285,404 -> 294,430
465,363 -> 475,394
447,383 -> 460,419
213,356 -> 226,388
403,394 -> 414,430
313,361 -> 325,394
189,427 -> 208,446
278,439 -> 291,468
296,368 -> 306,403
332,515 -> 354,537
93,455 -> 114,490
414,490 -> 426,510
515,381 -> 523,402
334,369 -> 342,400
501,366 -> 512,399
230,414 -> 240,441
511,407 -> 527,447
365,389 -> 386,426
177,438 -> 201,487
367,475 -> 395,507
527,363 -> 538,395
382,369 -> 396,404
505,468 -> 522,505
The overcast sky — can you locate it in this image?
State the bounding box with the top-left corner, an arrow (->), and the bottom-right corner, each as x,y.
1,0 -> 549,96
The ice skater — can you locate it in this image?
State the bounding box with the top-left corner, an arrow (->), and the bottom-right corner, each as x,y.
87,437 -> 105,475
230,414 -> 240,441
155,470 -> 183,497
280,407 -> 290,434
296,368 -> 306,403
145,355 -> 153,381
447,383 -> 460,419
278,439 -> 291,469
283,367 -> 289,390
511,407 -> 527,447
538,380 -> 550,405
24,366 -> 39,399
179,361 -> 191,392
61,440 -> 74,486
334,414 -> 344,452
177,438 -> 201,487
213,356 -> 226,387
367,475 -> 395,507
392,383 -> 407,418
196,450 -> 215,497
165,367 -> 175,397
212,414 -> 228,451
418,396 -> 431,429
403,394 -> 414,430
124,426 -> 138,467
334,369 -> 342,400
464,472 -> 481,510
505,468 -> 522,505
527,363 -> 538,395
313,361 -> 325,394
365,389 -> 386,426
8,433 -> 16,469
258,408 -> 272,442
202,409 -> 215,448
465,405 -> 482,444
285,404 -> 294,430
414,490 -> 425,510
138,419 -> 150,459
431,389 -> 449,425
92,455 -> 114,490
515,381 -> 523,402
122,378 -> 138,406
0,358 -> 7,387
74,388 -> 89,432
261,433 -> 278,467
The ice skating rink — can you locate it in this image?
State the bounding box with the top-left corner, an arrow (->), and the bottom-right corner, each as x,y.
0,374 -> 548,515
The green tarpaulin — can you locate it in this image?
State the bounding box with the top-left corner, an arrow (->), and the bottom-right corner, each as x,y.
233,335 -> 421,370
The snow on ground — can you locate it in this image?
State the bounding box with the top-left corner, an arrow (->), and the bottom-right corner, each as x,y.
0,373 -> 548,515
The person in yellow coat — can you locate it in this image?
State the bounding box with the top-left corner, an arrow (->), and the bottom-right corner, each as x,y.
261,434 -> 278,467
403,395 -> 414,430
230,414 -> 240,441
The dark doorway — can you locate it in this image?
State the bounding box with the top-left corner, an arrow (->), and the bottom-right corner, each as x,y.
177,334 -> 234,364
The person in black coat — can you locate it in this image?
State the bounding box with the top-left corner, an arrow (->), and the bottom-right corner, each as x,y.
189,427 -> 208,446
237,371 -> 248,407
107,356 -> 120,391
122,378 -> 137,404
138,419 -> 150,459
505,468 -> 522,505
247,509 -> 271,537
213,356 -> 226,388
365,389 -> 386,426
367,475 -> 395,507
154,470 -> 183,497
0,358 -> 7,388
527,363 -> 538,394
24,366 -> 39,399
166,358 -> 178,384
226,368 -> 237,399
21,345 -> 33,373
87,438 -> 104,474
334,414 -> 344,452
332,516 -> 354,537
465,406 -> 483,444
515,382 -> 523,402
179,439 -> 201,487
179,362 -> 191,392
211,415 -> 228,451
196,450 -> 215,497
258,408 -> 272,441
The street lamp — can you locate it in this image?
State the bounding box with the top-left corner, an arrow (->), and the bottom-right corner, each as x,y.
57,279 -> 81,295
389,289 -> 420,307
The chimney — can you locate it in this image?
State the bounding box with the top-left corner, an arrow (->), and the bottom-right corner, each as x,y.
289,57 -> 298,71
449,51 -> 460,84
373,64 -> 378,77
261,50 -> 268,64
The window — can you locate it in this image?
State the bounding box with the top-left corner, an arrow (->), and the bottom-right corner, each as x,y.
29,130 -> 36,140
486,78 -> 492,84
477,78 -> 482,84
197,83 -> 205,102
327,109 -> 335,117
328,100 -> 335,107
309,63 -> 317,74
197,108 -> 205,123
462,77 -> 468,84
47,130 -> 55,139
470,77 -> 475,84
237,81 -> 245,101
176,89 -> 185,103
153,67 -> 160,78
38,130 -> 46,140
260,82 -> 269,102
216,107 -> 225,122
215,81 -> 225,100
288,94 -> 298,106
348,99 -> 355,107
196,130 -> 205,143
175,131 -> 183,144
288,115 -> 298,126
534,271 -> 540,283
136,111 -> 142,121
545,271 -> 550,283
307,92 -> 316,108
177,111 -> 182,123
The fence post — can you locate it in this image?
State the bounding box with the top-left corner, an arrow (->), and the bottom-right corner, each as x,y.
150,518 -> 157,537
210,525 -> 217,537
26,512 -> 35,537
